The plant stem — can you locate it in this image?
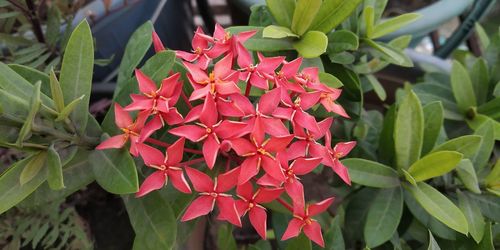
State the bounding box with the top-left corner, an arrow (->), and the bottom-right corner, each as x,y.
180,91 -> 193,109
276,198 -> 293,212
24,0 -> 45,43
244,83 -> 252,97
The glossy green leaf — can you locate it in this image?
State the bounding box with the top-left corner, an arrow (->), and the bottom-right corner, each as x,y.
323,214 -> 344,250
9,64 -> 50,96
116,21 -> 153,94
363,6 -> 375,38
217,224 -> 237,250
379,105 -> 396,165
394,90 -> 424,169
457,190 -> 485,243
47,144 -> 64,190
476,223 -> 493,250
431,135 -> 482,159
20,152 -> 47,185
55,95 -> 84,122
342,158 -> 400,188
466,193 -> 500,222
364,187 -> 403,247
456,159 -> 481,194
59,20 -> 94,133
421,102 -> 444,155
363,39 -> 413,67
263,25 -> 299,39
16,81 -> 41,146
472,121 -> 495,171
124,192 -> 177,250
466,114 -> 500,140
310,0 -> 363,33
266,0 -> 295,27
485,160 -> 499,189
319,72 -> 343,88
427,231 -> 441,250
470,58 -> 489,105
227,27 -> 295,52
407,151 -> 463,182
403,182 -> 468,235
90,148 -> 138,194
286,233 -> 311,250
291,0 -> 321,36
0,155 -> 47,214
402,169 -> 417,185
327,30 -> 359,54
371,13 -> 420,39
477,97 -> 500,120
451,60 -> 477,113
293,31 -> 328,58
49,69 -> 65,112
365,74 -> 386,101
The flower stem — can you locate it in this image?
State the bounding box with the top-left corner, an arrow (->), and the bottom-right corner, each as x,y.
181,91 -> 193,109
244,83 -> 252,97
277,198 -> 293,212
145,138 -> 203,154
181,158 -> 205,166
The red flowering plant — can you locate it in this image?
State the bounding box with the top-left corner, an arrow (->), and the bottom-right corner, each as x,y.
96,23 -> 355,247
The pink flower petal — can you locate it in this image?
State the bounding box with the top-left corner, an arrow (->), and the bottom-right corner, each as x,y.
236,181 -> 253,200
136,171 -> 166,197
114,104 -> 133,128
254,187 -> 284,203
285,180 -> 305,207
308,197 -> 334,216
258,87 -> 281,115
152,31 -> 165,53
96,134 -> 127,150
282,58 -> 302,78
216,166 -> 241,193
168,169 -> 192,193
166,137 -> 185,165
261,156 -> 285,182
137,143 -> 165,166
169,125 -> 206,142
181,195 -> 215,221
281,218 -> 303,241
184,167 -> 214,192
238,156 -> 260,185
291,157 -> 322,175
183,61 -> 209,83
139,115 -> 163,142
216,196 -> 242,227
264,135 -> 294,152
332,159 -> 351,185
202,134 -> 220,169
334,141 -> 357,157
229,138 -> 256,156
214,53 -> 233,80
249,206 -> 267,239
200,96 -> 218,127
135,69 -> 157,94
215,120 -> 247,139
162,108 -> 184,125
303,221 -> 324,247
299,92 -> 321,110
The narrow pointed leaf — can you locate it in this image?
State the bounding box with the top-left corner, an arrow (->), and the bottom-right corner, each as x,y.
457,190 -> 485,243
20,151 -> 47,185
310,0 -> 363,33
291,0 -> 321,36
450,60 -> 477,113
266,0 -> 295,27
49,69 -> 65,112
470,58 -> 489,105
342,158 -> 400,188
485,160 -> 500,189
16,81 -> 41,146
456,159 -> 481,194
427,231 -> 441,250
431,135 -> 482,159
363,6 -> 375,38
55,95 -> 85,122
90,148 -> 139,194
407,151 -> 463,182
371,14 -> 421,39
47,144 -> 65,190
421,102 -> 444,155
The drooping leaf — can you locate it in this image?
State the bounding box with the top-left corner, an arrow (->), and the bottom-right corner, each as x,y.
90,148 -> 139,194
456,159 -> 481,194
293,31 -> 328,58
342,158 -> 400,188
421,102 -> 444,155
291,0 -> 321,36
16,81 -> 41,146
394,90 -> 424,169
403,182 -> 468,235
59,20 -> 94,133
364,187 -> 403,248
263,25 -> 299,39
266,0 -> 295,27
431,135 -> 482,159
371,13 -> 420,39
407,151 -> 463,182
457,190 -> 485,243
310,0 -> 363,33
450,60 -> 477,113
47,144 -> 64,190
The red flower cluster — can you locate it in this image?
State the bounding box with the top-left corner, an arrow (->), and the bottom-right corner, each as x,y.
97,24 -> 355,247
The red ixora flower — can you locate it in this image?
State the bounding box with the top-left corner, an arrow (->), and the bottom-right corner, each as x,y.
96,23 -> 355,247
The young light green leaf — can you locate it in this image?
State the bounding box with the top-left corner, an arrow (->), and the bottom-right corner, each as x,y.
90,147 -> 138,194
16,81 -> 41,146
116,21 -> 153,94
327,30 -> 359,54
431,135 -> 482,159
20,152 -> 47,186
59,20 -> 94,134
49,69 -> 65,112
47,144 -> 64,190
472,121 -> 495,171
485,160 -> 499,190
421,102 -> 444,155
371,13 -> 421,39
266,0 -> 295,27
342,158 -> 400,188
407,151 -> 463,182
470,58 -> 489,105
365,74 -> 386,101
293,31 -> 328,58
456,159 -> 481,194
477,97 -> 500,120
364,187 -> 403,248
403,182 -> 468,235
319,72 -> 343,88
363,6 -> 375,38
363,39 -> 413,67
394,90 -> 424,169
55,95 -> 85,122
310,0 -> 363,33
475,23 -> 490,49
263,25 -> 299,39
457,190 -> 485,243
427,231 -> 441,250
402,169 -> 417,185
291,0 -> 321,36
451,60 -> 477,113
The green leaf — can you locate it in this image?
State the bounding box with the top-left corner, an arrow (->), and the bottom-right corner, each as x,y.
90,148 -> 138,194
402,169 -> 417,185
47,144 -> 64,190
427,231 -> 441,250
217,224 -> 237,250
49,69 -> 65,112
363,39 -> 413,67
291,0 -> 321,36
249,5 -> 274,27
407,151 -> 463,182
466,193 -> 500,222
0,155 -> 48,214
16,81 -> 41,146
55,95 -> 85,122
456,159 -> 481,194
263,25 -> 299,38
470,58 -> 489,105
485,160 -> 499,189
457,190 -> 485,243
319,72 -> 343,88
124,192 -> 177,250
466,114 -> 500,140
9,64 -> 50,96
266,0 -> 295,27
286,233 -> 311,250
20,152 -> 47,185
477,97 -> 500,120
116,21 -> 153,94
293,31 -> 328,58
310,0 -> 363,33
327,30 -> 359,54
363,6 -> 375,38
59,20 -> 94,133
46,6 -> 61,47
394,90 -> 424,169
364,187 -> 403,248
403,182 -> 468,235
431,135 -> 482,159
371,13 -> 420,39
472,121 -> 495,171
379,105 -> 396,165
228,26 -> 295,52
323,214 -> 345,250
421,102 -> 444,155
0,62 -> 52,106
342,158 -> 400,188
451,60 -> 477,113
476,222 -> 493,250
365,74 -> 386,101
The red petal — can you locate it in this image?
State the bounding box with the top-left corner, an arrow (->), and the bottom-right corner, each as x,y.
264,135 -> 294,152
114,103 -> 133,128
282,58 -> 302,78
159,73 -> 181,98
166,137 -> 185,165
200,95 -> 218,127
236,30 -> 257,43
286,141 -> 307,160
184,167 -> 214,192
315,118 -> 333,140
183,61 -> 208,83
184,104 -> 203,123
135,69 -> 157,94
216,196 -> 242,227
281,218 -> 303,241
138,143 -> 165,166
189,84 -> 210,101
308,197 -> 334,216
261,156 -> 285,182
192,27 -> 209,49
202,134 -> 220,169
291,157 -> 322,175
213,23 -> 226,40
139,115 -> 163,142
332,159 -> 351,185
152,31 -> 165,52
235,199 -> 249,216
285,180 -> 305,207
249,207 -> 267,239
169,125 -> 206,142
238,156 -> 260,185
254,187 -> 284,203
272,107 -> 293,120
216,166 -> 241,192
168,169 -> 192,193
181,195 -> 215,221
299,92 -> 321,110
258,88 -> 281,115
236,42 -> 252,68
215,120 -> 247,139
294,111 -> 320,134
229,94 -> 255,115
249,73 -> 269,90
162,109 -> 184,125
124,96 -> 153,112
214,53 -> 233,79
257,55 -> 284,74
136,171 -> 166,197
334,141 -> 357,157
236,181 -> 253,200
303,221 -> 324,247
215,81 -> 241,96
96,134 -> 127,150
196,55 -> 211,70
176,50 -> 198,61
256,174 -> 282,187
229,138 -> 256,156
